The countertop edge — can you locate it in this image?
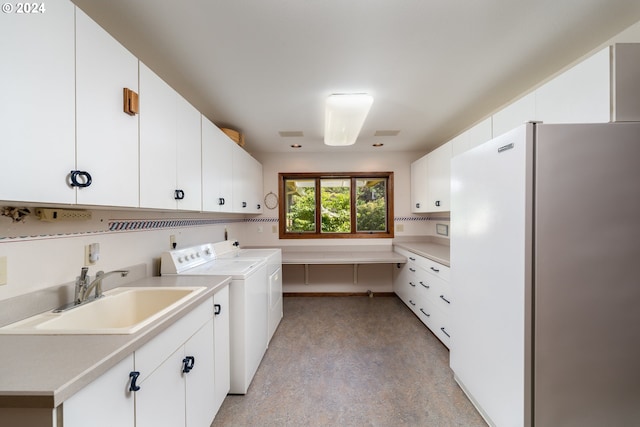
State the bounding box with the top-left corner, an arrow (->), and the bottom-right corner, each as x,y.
393,242 -> 451,267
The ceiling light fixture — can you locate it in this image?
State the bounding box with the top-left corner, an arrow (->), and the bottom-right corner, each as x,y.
324,93 -> 373,146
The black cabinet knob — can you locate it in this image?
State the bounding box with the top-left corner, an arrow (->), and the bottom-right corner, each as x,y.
182,356 -> 195,373
129,371 -> 141,392
69,170 -> 92,188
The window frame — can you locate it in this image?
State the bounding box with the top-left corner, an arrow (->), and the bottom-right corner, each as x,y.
278,171 -> 394,239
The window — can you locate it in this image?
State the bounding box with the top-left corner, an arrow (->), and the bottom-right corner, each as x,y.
279,172 -> 394,239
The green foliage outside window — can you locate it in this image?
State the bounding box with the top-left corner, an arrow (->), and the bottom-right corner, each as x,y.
281,173 -> 392,238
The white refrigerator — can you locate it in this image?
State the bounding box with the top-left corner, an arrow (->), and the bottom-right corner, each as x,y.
450,122 -> 640,427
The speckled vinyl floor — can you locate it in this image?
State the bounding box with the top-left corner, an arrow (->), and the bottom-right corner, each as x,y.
211,296 -> 487,427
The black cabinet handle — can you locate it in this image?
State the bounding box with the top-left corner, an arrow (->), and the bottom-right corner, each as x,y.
218,198 -> 225,205
440,295 -> 451,304
435,200 -> 441,207
174,189 -> 185,200
409,299 -> 416,306
419,308 -> 430,317
214,304 -> 221,315
69,170 -> 92,188
430,267 -> 440,273
129,371 -> 141,392
182,356 -> 195,373
441,327 -> 450,338
415,203 -> 420,209
242,201 -> 247,208
420,281 -> 429,289
409,281 -> 416,287
409,257 -> 416,261
257,204 -> 261,210
409,268 -> 416,272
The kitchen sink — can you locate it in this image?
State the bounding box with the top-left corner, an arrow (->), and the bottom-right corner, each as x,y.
0,286 -> 207,335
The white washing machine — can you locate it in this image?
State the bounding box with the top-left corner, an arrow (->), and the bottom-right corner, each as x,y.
161,243 -> 269,394
211,241 -> 283,341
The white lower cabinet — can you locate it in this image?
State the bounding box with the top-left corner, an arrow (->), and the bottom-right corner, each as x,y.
393,247 -> 451,348
62,286 -> 230,427
213,285 -> 231,414
62,354 -> 135,427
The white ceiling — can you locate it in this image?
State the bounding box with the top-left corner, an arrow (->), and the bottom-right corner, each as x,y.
71,0 -> 640,154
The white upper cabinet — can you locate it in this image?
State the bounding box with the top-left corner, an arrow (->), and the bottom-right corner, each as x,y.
426,142 -> 452,212
411,141 -> 452,213
535,43 -> 640,125
0,1 -> 76,204
139,64 -> 202,211
535,47 -> 610,124
451,117 -> 493,158
492,92 -> 536,138
410,155 -> 428,213
232,144 -> 263,214
139,63 -> 177,210
75,8 -> 139,207
175,95 -> 202,211
202,117 -> 234,212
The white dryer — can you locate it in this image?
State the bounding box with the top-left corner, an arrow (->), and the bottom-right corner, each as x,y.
161,243 -> 268,394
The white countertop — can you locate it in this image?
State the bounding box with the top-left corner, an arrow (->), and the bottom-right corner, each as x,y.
0,275 -> 230,409
393,241 -> 450,267
282,249 -> 406,265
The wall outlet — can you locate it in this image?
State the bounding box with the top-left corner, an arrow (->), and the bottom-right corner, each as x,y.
0,256 -> 7,286
396,223 -> 404,232
272,225 -> 278,233
257,225 -> 263,233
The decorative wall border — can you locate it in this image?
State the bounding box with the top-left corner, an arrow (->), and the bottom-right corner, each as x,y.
1,215 -> 447,242
107,217 -> 244,231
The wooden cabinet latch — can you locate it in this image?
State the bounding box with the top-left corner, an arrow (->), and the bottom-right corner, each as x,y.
123,88 -> 139,116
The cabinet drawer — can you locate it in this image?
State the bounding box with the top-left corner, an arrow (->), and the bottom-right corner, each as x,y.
394,247 -> 450,282
136,297 -> 213,383
426,305 -> 451,349
414,256 -> 450,282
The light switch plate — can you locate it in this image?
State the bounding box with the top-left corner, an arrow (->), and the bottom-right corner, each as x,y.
0,256 -> 7,286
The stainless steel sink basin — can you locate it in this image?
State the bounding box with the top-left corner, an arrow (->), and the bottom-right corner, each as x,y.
0,286 -> 207,334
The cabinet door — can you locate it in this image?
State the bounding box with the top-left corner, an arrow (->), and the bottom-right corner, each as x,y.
451,118 -> 493,158
63,354 -> 135,427
176,94 -> 202,211
139,62 -> 177,210
231,143 -> 251,212
410,155 -> 428,213
0,0 -> 75,204
75,8 -> 139,207
492,92 -> 536,138
136,347 -> 186,427
426,142 -> 452,212
202,117 -> 234,212
213,285 -> 230,413
535,47 -> 610,124
246,155 -> 264,213
185,320 -> 216,427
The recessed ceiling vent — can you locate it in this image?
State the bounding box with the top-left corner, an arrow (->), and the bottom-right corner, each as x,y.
374,130 -> 400,137
279,131 -> 304,137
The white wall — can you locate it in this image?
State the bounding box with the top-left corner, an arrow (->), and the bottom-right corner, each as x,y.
0,209 -> 243,301
244,150 -> 435,248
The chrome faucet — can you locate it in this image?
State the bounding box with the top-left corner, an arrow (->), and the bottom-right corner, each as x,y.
77,269 -> 129,303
